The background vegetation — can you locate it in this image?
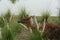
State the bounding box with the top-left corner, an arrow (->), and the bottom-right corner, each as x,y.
0,8 -> 60,40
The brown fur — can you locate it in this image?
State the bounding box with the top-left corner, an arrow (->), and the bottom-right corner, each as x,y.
18,16 -> 34,29
43,23 -> 60,40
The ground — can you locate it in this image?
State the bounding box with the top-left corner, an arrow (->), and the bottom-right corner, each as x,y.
15,28 -> 31,40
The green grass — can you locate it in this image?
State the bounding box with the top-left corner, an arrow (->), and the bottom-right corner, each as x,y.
1,26 -> 14,40
29,29 -> 43,40
9,21 -> 24,36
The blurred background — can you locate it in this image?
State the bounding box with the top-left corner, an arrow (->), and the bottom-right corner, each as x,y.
0,0 -> 59,16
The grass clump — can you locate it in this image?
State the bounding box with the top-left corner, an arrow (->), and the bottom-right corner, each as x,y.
29,29 -> 43,40
18,8 -> 28,20
1,10 -> 24,40
41,11 -> 50,23
4,10 -> 11,23
0,17 -> 4,28
9,21 -> 23,36
1,26 -> 14,40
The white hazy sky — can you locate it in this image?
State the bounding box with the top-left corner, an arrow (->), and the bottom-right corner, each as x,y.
0,0 -> 59,16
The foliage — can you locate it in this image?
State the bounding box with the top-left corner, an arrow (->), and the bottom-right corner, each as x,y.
29,29 -> 43,40
1,10 -> 23,40
41,11 -> 50,23
4,10 -> 11,23
18,8 -> 28,20
1,26 -> 14,40
0,17 -> 4,28
1,16 -> 23,40
9,21 -> 23,36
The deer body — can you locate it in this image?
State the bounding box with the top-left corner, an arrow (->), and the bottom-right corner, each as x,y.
43,23 -> 60,40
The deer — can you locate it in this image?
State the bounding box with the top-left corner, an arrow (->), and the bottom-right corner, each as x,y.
18,15 -> 60,40
18,15 -> 35,33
